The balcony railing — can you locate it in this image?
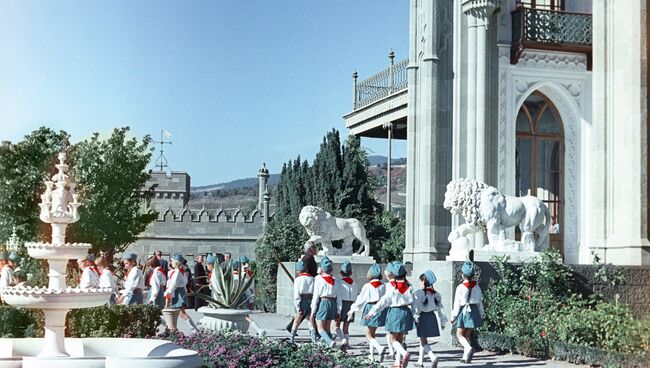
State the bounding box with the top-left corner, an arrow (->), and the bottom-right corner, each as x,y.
352,57 -> 408,110
511,6 -> 592,69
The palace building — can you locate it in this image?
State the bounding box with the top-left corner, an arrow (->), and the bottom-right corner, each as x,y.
344,0 -> 650,265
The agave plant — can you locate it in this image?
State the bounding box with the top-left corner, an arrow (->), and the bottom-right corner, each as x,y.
193,261 -> 255,309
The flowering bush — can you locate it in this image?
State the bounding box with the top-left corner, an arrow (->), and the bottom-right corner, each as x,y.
66,304 -> 161,338
167,329 -> 380,368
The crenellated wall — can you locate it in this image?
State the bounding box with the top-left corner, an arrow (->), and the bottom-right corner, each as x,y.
127,168 -> 272,263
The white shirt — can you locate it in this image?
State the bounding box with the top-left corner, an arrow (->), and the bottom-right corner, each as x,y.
121,267 -> 144,296
349,280 -> 386,315
336,277 -> 358,302
413,288 -> 448,327
451,283 -> 485,319
79,267 -> 100,289
368,280 -> 415,317
310,273 -> 343,315
0,265 -> 14,288
99,269 -> 117,293
147,267 -> 167,303
293,273 -> 314,311
233,272 -> 254,306
165,267 -> 187,296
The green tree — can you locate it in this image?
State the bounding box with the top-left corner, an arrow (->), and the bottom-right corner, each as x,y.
0,127 -> 70,242
68,127 -> 156,258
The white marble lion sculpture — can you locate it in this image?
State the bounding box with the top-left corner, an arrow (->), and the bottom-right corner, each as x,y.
298,205 -> 370,256
443,178 -> 551,252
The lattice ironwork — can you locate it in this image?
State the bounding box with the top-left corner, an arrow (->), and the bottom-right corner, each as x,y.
511,6 -> 592,69
354,58 -> 408,110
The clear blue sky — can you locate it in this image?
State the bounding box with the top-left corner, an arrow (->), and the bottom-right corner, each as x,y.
0,1 -> 408,186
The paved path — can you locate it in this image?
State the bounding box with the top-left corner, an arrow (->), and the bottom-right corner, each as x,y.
176,310 -> 587,368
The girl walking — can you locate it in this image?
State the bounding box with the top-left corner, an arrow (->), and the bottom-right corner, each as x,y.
412,270 -> 447,368
118,253 -> 144,305
450,261 -> 484,364
335,260 -> 357,347
95,256 -> 117,305
164,255 -> 199,331
365,261 -> 414,368
146,256 -> 167,308
348,263 -> 387,362
290,260 -> 315,343
310,256 -> 342,348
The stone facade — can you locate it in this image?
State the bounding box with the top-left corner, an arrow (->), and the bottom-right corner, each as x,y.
127,169 -> 272,263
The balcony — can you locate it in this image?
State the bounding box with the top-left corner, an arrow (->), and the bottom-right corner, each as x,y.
343,52 -> 408,139
511,6 -> 592,69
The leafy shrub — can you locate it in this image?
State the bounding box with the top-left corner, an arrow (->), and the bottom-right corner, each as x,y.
0,306 -> 42,338
553,341 -> 649,368
167,329 -> 380,368
66,304 -> 161,338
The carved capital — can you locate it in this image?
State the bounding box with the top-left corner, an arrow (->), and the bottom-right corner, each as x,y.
462,0 -> 501,20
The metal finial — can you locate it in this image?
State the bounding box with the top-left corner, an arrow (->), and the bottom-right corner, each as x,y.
389,49 -> 395,62
352,70 -> 358,80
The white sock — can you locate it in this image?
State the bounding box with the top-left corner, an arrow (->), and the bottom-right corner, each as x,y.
370,338 -> 383,352
387,335 -> 394,355
250,320 -> 263,333
392,341 -> 407,357
417,345 -> 424,364
335,327 -> 344,340
423,344 -> 437,362
458,336 -> 471,358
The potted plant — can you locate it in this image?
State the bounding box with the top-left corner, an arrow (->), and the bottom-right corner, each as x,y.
193,261 -> 255,333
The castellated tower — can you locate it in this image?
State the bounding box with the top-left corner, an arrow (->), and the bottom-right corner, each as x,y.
257,163 -> 269,212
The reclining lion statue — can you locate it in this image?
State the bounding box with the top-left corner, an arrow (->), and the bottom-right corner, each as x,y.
443,178 -> 550,252
299,205 -> 370,256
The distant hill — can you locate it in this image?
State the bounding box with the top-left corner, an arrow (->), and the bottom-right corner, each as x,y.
191,174 -> 280,193
367,155 -> 407,167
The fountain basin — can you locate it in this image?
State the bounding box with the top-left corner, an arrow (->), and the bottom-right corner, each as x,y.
0,287 -> 113,309
25,242 -> 92,260
0,338 -> 202,368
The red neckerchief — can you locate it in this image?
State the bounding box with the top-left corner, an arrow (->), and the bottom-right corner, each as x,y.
370,280 -> 382,288
391,280 -> 409,294
298,272 -> 313,277
178,267 -> 185,275
425,287 -> 435,294
245,270 -> 253,278
463,281 -> 477,289
90,266 -> 100,276
321,274 -> 335,285
208,271 -> 212,280
233,271 -> 239,276
342,277 -> 354,285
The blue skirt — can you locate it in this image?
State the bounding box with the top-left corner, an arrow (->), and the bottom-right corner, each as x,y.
455,304 -> 483,329
385,306 -> 414,334
316,298 -> 337,321
171,288 -> 187,309
297,295 -> 312,316
361,302 -> 386,327
124,289 -> 143,305
417,311 -> 440,337
340,300 -> 354,323
153,289 -> 166,309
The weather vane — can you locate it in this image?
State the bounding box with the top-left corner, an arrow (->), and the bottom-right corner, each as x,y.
154,130 -> 173,171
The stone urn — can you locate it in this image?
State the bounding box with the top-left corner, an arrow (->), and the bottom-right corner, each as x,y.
162,308 -> 182,331
197,307 -> 251,333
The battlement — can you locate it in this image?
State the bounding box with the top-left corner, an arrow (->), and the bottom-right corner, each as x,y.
156,207 -> 274,223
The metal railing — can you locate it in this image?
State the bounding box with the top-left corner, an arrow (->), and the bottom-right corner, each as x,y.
511,6 -> 592,68
352,52 -> 408,110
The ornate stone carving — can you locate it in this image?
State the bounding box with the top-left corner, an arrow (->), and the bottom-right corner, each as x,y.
299,205 -> 370,256
444,178 -> 551,252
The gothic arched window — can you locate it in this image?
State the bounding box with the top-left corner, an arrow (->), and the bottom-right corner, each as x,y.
515,92 -> 563,249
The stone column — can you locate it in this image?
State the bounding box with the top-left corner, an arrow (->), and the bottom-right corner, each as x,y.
404,0 -> 454,262
262,187 -> 271,226
462,0 -> 500,249
257,163 -> 269,212
590,0 -> 650,265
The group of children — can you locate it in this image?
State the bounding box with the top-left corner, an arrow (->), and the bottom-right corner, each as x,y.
290,256 -> 484,368
0,252 -> 20,288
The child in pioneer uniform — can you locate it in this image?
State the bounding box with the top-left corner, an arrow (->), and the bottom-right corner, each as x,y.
366,261 -> 414,368
146,256 -> 167,308
348,263 -> 388,362
310,256 -> 342,347
413,270 -> 448,368
119,253 -> 144,305
451,261 -> 484,364
164,254 -> 199,331
290,260 -> 316,343
78,254 -> 100,289
334,260 -> 357,347
95,256 -> 117,305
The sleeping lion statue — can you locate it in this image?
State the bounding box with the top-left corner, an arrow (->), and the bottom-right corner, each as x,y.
298,205 -> 370,256
443,178 -> 551,252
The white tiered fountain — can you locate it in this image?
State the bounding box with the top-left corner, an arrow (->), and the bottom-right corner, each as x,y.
0,152 -> 201,368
